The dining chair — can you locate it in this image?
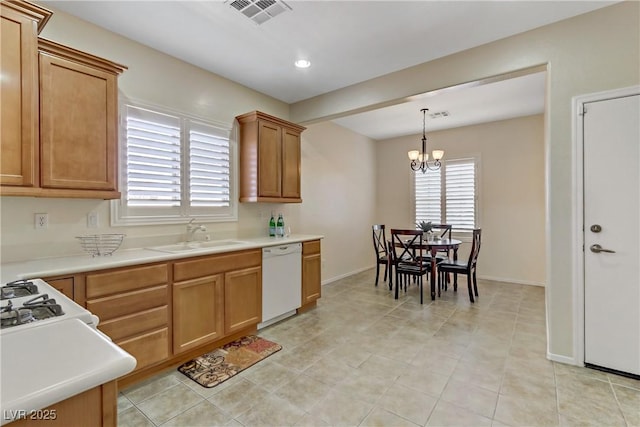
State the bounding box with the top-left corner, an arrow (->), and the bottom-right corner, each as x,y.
430,223 -> 453,287
372,224 -> 391,288
437,228 -> 482,303
389,229 -> 432,304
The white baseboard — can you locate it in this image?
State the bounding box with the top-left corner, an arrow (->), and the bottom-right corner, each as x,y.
321,265 -> 376,286
547,351 -> 579,366
477,275 -> 545,287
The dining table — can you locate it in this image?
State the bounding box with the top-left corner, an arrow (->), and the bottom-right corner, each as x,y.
393,238 -> 462,301
423,238 -> 462,299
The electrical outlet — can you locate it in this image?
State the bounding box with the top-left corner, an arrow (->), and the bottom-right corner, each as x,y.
34,213 -> 48,230
87,211 -> 99,228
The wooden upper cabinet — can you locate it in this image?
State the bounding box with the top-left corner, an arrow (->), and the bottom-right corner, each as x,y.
38,39 -> 126,196
236,111 -> 305,203
0,12 -> 127,199
0,1 -> 51,187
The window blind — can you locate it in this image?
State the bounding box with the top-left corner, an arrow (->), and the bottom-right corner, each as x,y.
415,168 -> 442,224
125,106 -> 181,207
414,158 -> 477,229
445,159 -> 476,229
188,122 -> 230,207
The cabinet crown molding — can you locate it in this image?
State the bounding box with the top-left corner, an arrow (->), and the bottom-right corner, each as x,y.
1,0 -> 52,33
38,37 -> 128,75
235,110 -> 306,133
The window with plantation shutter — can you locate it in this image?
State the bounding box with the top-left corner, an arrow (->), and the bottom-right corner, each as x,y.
414,157 -> 477,231
445,159 -> 476,229
188,122 -> 230,208
125,106 -> 181,208
415,167 -> 441,224
113,103 -> 236,225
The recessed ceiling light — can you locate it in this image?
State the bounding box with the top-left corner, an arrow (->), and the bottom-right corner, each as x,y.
294,59 -> 311,69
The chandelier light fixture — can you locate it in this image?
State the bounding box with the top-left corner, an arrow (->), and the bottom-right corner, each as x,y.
408,108 -> 444,173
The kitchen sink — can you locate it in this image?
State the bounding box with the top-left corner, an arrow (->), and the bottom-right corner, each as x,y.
147,240 -> 250,253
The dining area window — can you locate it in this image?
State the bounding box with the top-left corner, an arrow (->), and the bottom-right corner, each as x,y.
414,157 -> 478,230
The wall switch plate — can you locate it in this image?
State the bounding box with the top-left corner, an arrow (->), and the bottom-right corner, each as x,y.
34,213 -> 48,230
87,211 -> 99,228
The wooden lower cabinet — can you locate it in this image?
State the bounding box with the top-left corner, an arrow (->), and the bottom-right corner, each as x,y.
173,274 -> 224,354
224,266 -> 262,335
302,240 -> 322,305
6,381 -> 116,427
84,264 -> 170,374
43,276 -> 74,300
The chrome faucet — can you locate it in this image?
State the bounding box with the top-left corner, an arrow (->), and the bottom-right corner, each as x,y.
186,219 -> 207,242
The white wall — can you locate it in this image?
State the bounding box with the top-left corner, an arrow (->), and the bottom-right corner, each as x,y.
377,115 -> 545,286
289,122 -> 378,282
290,2 -> 640,362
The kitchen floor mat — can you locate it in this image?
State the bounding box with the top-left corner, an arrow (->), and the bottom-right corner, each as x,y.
177,335 -> 282,388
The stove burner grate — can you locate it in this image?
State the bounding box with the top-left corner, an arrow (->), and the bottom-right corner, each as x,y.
0,295 -> 65,328
1,280 -> 39,300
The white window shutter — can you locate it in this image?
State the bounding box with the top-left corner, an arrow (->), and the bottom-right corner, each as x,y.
188,121 -> 230,207
413,158 -> 477,229
125,106 -> 181,207
414,168 -> 441,224
445,159 -> 476,229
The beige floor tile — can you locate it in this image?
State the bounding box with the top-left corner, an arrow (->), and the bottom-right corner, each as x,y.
308,388 -> 374,426
136,383 -> 204,425
241,360 -> 299,392
271,344 -> 324,372
609,373 -> 640,391
494,393 -> 559,426
441,378 -> 498,419
324,342 -> 373,369
235,393 -> 306,427
426,400 -> 493,426
360,407 -> 421,427
293,412 -> 332,426
160,401 -> 232,426
123,371 -> 183,404
118,407 -> 155,427
450,360 -> 504,393
333,369 -> 391,404
396,368 -> 450,397
274,374 -> 333,412
356,353 -> 411,382
118,393 -> 134,413
500,370 -> 557,401
206,378 -> 270,418
303,356 -> 355,386
379,383 -> 438,426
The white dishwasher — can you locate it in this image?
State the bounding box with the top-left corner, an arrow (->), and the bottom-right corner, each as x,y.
259,242 -> 302,329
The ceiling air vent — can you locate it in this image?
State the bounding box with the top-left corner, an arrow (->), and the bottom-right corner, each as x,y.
227,0 -> 291,25
429,111 -> 450,119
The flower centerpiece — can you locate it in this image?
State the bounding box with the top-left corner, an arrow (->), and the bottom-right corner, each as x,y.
416,220 -> 434,240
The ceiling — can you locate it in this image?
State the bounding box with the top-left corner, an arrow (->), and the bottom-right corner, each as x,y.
43,0 -> 616,139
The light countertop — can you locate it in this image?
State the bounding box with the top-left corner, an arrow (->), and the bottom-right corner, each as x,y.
0,319 -> 136,425
0,234 -> 323,283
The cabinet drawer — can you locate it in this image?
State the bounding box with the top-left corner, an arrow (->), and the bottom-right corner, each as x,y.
98,305 -> 168,342
117,328 -> 169,372
303,240 -> 321,255
173,249 -> 261,282
86,264 -> 168,298
87,285 -> 168,321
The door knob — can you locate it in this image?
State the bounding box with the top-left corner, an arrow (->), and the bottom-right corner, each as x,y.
590,244 -> 616,254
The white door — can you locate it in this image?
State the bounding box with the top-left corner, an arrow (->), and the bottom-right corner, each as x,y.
584,93 -> 640,376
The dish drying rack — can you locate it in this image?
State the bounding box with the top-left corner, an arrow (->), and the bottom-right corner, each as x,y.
76,234 -> 125,257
